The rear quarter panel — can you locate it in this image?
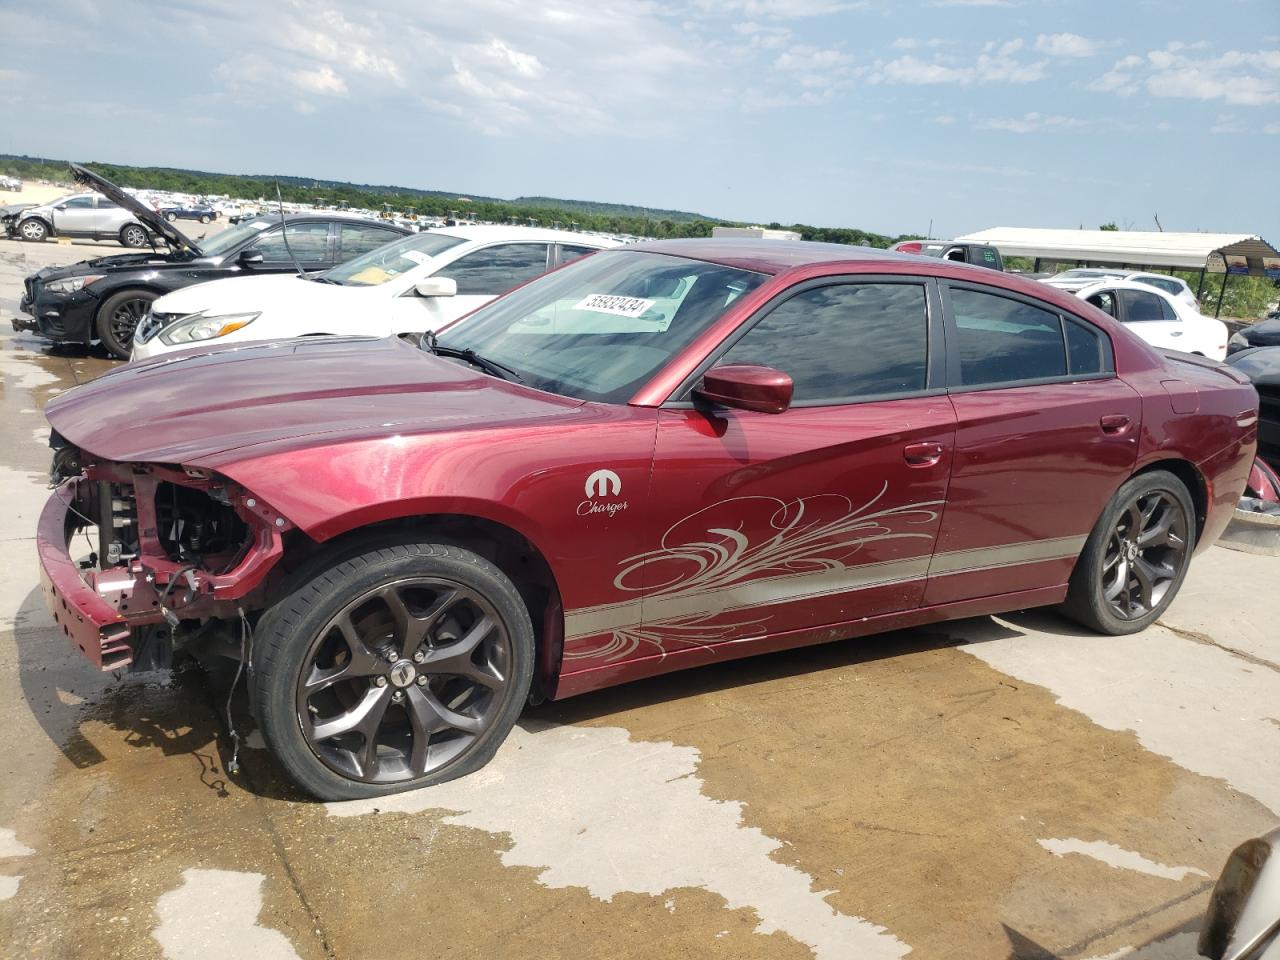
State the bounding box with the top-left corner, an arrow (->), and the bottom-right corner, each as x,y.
1126,357 -> 1258,550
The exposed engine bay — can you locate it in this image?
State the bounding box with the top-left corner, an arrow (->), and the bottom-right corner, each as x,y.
49,439 -> 291,672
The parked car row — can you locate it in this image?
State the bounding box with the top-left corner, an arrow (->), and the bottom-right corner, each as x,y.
3,190 -> 156,248
0,174 -> 21,192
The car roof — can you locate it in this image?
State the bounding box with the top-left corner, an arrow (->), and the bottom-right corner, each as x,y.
622,238 -> 926,275
425,224 -> 621,246
1075,279 -> 1182,300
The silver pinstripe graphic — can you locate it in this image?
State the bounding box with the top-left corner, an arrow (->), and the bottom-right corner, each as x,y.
563,535 -> 1086,644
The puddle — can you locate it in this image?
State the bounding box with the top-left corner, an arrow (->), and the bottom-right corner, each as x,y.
329,721 -> 911,960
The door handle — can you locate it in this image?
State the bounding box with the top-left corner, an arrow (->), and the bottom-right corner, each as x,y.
1099,414 -> 1132,434
903,441 -> 945,466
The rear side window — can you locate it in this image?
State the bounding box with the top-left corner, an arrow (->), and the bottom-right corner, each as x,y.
719,282 -> 929,403
1120,289 -> 1165,322
557,244 -> 599,266
949,287 -> 1067,386
1158,297 -> 1178,321
1065,317 -> 1109,375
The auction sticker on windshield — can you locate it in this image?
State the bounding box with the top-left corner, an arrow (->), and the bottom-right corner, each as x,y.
402,250 -> 433,266
574,294 -> 654,318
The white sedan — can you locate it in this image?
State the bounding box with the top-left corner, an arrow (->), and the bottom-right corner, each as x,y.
1074,279 -> 1228,360
131,226 -> 621,360
1043,269 -> 1199,310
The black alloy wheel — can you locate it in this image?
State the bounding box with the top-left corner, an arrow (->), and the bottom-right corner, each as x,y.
95,289 -> 157,359
1062,469 -> 1196,635
1100,489 -> 1189,620
254,541 -> 534,800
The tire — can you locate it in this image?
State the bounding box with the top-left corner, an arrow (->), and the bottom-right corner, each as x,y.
119,224 -> 148,248
164,211 -> 178,222
199,215 -> 211,224
18,218 -> 48,242
253,541 -> 535,801
95,288 -> 158,359
1061,469 -> 1196,635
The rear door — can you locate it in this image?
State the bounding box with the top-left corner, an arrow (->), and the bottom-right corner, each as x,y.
1116,287 -> 1185,351
923,282 -> 1141,605
638,276 -> 957,657
336,222 -> 405,263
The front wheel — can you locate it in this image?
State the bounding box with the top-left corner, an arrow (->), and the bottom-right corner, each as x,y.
253,541 -> 535,800
95,288 -> 157,359
18,218 -> 48,242
199,214 -> 211,224
164,211 -> 178,222
1061,469 -> 1195,635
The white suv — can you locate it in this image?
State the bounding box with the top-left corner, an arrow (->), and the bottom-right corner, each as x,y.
8,192 -> 155,248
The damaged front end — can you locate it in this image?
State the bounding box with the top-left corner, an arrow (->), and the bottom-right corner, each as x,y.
39,455 -> 292,671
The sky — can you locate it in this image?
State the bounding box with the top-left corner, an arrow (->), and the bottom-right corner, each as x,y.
1,0 -> 1278,239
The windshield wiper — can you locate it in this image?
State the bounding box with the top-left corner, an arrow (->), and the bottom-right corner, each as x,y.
422,331 -> 524,383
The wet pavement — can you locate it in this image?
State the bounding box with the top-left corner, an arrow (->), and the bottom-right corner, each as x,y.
0,233 -> 1277,960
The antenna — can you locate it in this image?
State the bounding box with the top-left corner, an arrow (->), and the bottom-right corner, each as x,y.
276,182 -> 304,277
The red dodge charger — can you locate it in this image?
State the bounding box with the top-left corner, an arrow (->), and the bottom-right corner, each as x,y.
38,239 -> 1259,799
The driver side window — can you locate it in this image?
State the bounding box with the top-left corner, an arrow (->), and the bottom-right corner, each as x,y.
718,282 -> 930,404
437,243 -> 551,296
251,222 -> 332,262
63,196 -> 94,209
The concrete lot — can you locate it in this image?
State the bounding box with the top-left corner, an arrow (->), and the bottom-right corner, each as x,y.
0,232 -> 1276,960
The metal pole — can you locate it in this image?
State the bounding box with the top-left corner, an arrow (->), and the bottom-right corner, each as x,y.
1215,272 -> 1230,319
1033,257 -> 1041,273
1196,268 -> 1207,300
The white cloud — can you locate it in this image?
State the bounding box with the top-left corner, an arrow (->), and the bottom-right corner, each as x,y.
1265,122 -> 1280,135
289,65 -> 347,95
692,0 -> 862,16
1034,33 -> 1102,58
891,37 -> 950,50
871,42 -> 1046,86
1091,45 -> 1280,106
977,111 -> 1089,132
929,0 -> 1018,6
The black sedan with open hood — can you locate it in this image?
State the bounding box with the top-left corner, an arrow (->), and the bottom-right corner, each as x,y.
12,164 -> 411,359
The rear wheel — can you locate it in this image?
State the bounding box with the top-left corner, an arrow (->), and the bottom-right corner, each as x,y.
18,218 -> 48,242
119,224 -> 148,248
253,541 -> 534,800
1061,469 -> 1195,635
95,288 -> 157,359
199,214 -> 211,224
164,211 -> 178,222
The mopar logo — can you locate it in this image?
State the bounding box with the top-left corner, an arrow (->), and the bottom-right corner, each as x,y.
585,469 -> 622,498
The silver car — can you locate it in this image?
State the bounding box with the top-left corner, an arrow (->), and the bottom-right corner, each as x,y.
8,192 -> 154,248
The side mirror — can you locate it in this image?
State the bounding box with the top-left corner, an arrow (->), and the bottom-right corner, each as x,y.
694,364 -> 793,414
238,249 -> 264,265
415,277 -> 457,298
1199,826 -> 1280,960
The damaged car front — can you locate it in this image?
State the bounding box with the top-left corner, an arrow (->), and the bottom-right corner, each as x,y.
41,451 -> 290,672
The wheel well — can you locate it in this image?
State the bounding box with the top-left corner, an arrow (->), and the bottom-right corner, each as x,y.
285,514 -> 565,701
1134,458 -> 1207,541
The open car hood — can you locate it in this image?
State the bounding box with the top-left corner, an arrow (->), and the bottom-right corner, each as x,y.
70,163 -> 199,253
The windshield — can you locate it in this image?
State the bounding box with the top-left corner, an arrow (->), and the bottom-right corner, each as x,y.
435,250 -> 767,403
199,218 -> 277,257
321,231 -> 467,286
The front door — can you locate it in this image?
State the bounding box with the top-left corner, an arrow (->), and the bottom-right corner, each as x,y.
51,196 -> 97,235
923,281 -> 1142,605
637,278 -> 956,660
245,221 -> 335,272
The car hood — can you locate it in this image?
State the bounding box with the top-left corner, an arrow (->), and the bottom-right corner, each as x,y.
152,272 -> 356,316
33,250 -> 198,282
0,202 -> 34,219
70,162 -> 198,253
44,335 -> 585,465
1240,318 -> 1280,347
1228,346 -> 1280,388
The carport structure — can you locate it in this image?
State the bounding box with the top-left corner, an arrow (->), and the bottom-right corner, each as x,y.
955,227 -> 1280,317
